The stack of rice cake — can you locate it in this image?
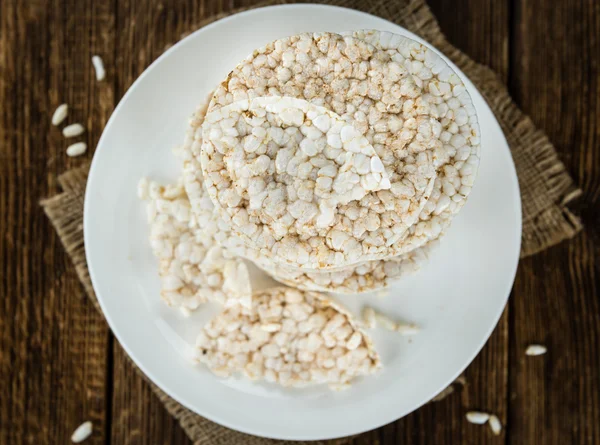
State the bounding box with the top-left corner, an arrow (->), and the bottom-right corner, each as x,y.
181,30 -> 480,294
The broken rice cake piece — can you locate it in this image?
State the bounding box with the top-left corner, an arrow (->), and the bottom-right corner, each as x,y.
194,287 -> 381,390
139,177 -> 252,311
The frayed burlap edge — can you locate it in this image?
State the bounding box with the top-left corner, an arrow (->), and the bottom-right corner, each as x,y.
41,0 -> 582,443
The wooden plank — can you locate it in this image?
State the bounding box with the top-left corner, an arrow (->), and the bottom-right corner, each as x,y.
0,0 -> 115,443
508,0 -> 600,443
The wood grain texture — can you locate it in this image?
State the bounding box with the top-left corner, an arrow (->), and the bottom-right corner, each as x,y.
111,344 -> 194,445
508,0 -> 600,444
0,0 -> 597,443
0,0 -> 115,444
429,0 -> 511,82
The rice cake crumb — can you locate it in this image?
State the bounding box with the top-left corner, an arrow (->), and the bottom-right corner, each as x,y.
362,305 -> 419,334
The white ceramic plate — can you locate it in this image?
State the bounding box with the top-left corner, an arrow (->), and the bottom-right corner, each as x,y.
85,4 -> 521,441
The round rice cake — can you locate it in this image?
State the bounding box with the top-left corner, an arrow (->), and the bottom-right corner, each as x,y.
191,31 -> 479,270
196,32 -> 441,269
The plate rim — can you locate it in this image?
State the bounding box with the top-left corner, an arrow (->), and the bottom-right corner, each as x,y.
84,3 -> 522,440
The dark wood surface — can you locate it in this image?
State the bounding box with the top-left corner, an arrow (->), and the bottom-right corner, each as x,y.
0,0 -> 598,443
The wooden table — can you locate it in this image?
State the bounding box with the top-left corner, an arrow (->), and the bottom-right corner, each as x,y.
1,1 -> 598,443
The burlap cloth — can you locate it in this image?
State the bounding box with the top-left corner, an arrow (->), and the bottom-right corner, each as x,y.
41,0 -> 582,443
